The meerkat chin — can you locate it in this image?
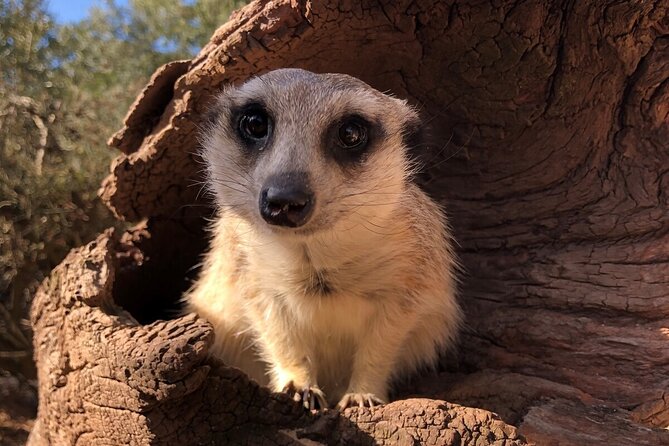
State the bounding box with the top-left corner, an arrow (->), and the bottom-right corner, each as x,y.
185,68 -> 461,410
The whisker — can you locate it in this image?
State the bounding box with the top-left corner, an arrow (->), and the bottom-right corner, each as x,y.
428,128 -> 474,170
211,176 -> 252,189
211,181 -> 249,196
336,202 -> 402,208
206,160 -> 254,183
419,131 -> 454,168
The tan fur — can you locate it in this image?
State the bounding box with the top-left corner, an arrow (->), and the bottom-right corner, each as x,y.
185,69 -> 461,409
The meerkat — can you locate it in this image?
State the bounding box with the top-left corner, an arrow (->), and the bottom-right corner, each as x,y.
185,68 -> 461,410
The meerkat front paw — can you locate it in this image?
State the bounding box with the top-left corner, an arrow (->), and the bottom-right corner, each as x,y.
336,392 -> 386,410
282,381 -> 328,410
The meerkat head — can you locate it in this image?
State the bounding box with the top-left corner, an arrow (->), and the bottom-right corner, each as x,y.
201,68 -> 421,237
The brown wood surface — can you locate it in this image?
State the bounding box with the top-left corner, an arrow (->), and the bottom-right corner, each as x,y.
30,1 -> 669,444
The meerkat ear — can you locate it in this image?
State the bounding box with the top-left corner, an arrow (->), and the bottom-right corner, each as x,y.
398,101 -> 428,154
202,97 -> 223,130
395,100 -> 436,183
201,87 -> 235,130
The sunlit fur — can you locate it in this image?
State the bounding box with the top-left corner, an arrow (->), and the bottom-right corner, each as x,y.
185,69 -> 461,408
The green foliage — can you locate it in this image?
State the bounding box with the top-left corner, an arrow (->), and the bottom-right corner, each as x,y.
0,0 -> 246,376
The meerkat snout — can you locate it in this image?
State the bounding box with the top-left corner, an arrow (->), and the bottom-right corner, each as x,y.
187,68 -> 461,411
259,172 -> 314,227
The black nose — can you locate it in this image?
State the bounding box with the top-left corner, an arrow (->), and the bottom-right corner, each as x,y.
260,174 -> 314,228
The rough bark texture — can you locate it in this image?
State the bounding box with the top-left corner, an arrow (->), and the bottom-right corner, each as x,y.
28,230 -> 525,445
30,0 -> 669,445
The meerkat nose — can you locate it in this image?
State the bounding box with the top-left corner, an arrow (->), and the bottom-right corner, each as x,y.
259,173 -> 314,228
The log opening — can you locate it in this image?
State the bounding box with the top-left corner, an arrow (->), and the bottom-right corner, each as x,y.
111,216 -> 210,324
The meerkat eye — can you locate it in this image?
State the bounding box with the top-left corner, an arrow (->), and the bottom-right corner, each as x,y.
238,108 -> 269,140
337,118 -> 368,149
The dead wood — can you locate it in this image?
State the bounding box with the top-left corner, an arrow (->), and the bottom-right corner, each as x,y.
31,0 -> 669,444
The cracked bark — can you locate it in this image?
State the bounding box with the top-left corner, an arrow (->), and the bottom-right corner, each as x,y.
31,1 -> 669,445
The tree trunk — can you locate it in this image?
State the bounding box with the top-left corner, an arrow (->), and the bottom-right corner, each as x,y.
30,1 -> 669,444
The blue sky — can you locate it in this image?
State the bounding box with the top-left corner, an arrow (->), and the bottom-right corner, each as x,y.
46,0 -> 128,23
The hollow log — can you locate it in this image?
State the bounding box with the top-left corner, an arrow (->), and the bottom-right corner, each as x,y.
30,1 -> 669,444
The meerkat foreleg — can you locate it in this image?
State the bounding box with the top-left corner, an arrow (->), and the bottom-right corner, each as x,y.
337,309 -> 418,409
254,311 -> 328,410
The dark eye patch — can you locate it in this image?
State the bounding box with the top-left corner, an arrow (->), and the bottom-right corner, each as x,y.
324,114 -> 384,166
231,102 -> 273,154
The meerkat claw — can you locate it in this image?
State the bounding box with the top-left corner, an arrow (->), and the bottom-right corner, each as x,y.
336,392 -> 386,410
282,382 -> 328,411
